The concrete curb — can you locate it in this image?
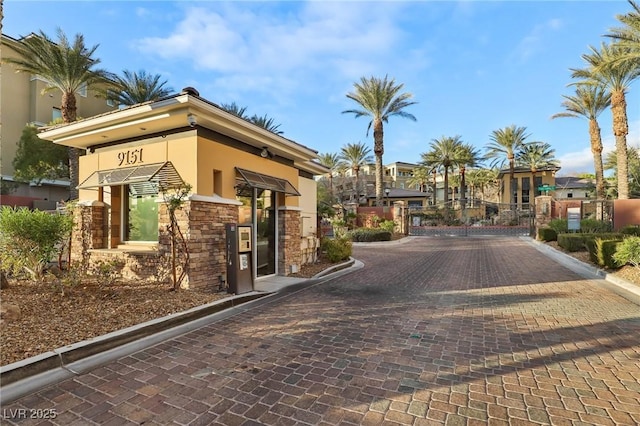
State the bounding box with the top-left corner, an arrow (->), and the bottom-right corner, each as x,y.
523,237 -> 640,306
0,259 -> 362,405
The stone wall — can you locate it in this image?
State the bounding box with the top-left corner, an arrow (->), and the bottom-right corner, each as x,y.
88,249 -> 167,283
161,200 -> 238,292
534,195 -> 553,237
73,198 -> 314,289
71,201 -> 106,267
278,209 -> 301,275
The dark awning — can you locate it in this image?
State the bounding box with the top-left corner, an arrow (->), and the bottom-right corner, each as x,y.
235,167 -> 300,197
77,161 -> 184,196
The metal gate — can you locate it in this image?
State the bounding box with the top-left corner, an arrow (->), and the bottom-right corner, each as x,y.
406,201 -> 533,237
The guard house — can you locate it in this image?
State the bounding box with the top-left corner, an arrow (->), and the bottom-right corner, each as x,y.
37,88 -> 327,291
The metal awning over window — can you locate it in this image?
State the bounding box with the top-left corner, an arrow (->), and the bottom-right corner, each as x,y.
235,167 -> 300,197
77,161 -> 184,196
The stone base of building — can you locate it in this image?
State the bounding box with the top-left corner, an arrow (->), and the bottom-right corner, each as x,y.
71,198 -> 317,291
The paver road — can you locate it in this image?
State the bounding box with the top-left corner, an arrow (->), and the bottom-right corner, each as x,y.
2,237 -> 639,425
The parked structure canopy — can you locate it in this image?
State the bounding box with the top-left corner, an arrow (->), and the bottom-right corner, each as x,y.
235,167 -> 300,197
77,161 -> 184,196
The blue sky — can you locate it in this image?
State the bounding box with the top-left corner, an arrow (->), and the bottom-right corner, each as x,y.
3,0 -> 639,176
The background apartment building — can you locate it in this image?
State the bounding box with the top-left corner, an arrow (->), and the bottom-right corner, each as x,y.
0,33 -> 116,208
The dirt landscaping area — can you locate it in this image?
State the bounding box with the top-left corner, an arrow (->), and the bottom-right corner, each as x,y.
0,254 -> 335,367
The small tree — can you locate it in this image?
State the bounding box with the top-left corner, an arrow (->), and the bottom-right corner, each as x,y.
12,125 -> 69,184
161,183 -> 192,291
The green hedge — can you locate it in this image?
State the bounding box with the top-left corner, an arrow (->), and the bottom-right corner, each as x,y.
579,219 -> 613,233
585,236 -> 624,268
557,234 -> 587,252
549,218 -> 613,234
346,228 -> 392,242
548,218 -> 568,234
537,227 -> 557,242
620,225 -> 640,236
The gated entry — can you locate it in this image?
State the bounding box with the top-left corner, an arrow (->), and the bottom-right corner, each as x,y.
407,201 -> 533,237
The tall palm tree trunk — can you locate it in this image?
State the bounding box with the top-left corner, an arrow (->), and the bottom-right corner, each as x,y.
611,90 -> 630,199
62,91 -> 81,200
460,167 -> 467,223
589,118 -> 606,199
373,119 -> 384,206
508,157 -> 515,207
354,167 -> 360,205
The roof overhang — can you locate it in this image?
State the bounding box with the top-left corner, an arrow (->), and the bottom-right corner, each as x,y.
37,93 -> 328,176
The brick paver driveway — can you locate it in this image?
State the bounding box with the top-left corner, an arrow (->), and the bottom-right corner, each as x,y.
2,237 -> 639,425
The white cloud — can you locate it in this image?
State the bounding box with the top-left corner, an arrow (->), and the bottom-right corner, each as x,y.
510,18 -> 563,63
557,119 -> 639,175
132,2 -> 410,101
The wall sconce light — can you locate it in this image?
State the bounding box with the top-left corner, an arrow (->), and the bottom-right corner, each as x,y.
187,113 -> 197,128
260,147 -> 273,158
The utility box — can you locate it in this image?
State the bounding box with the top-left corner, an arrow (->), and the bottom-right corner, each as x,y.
226,223 -> 254,294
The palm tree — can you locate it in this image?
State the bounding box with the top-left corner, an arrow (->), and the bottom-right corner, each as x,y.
317,152 -> 344,207
342,75 -> 417,206
605,0 -> 640,67
338,142 -> 373,205
248,114 -> 284,135
220,102 -> 249,119
551,85 -> 611,199
4,28 -> 112,200
421,135 -> 466,206
106,70 -> 173,106
605,146 -> 640,198
457,143 -> 482,211
465,168 -> 494,202
484,125 -> 530,206
516,142 -> 559,191
571,43 -> 640,199
407,165 -> 431,192
219,103 -> 283,134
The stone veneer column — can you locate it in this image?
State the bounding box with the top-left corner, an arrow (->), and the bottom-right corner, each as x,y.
158,196 -> 240,291
70,201 -> 106,267
278,207 -> 302,276
534,195 -> 553,237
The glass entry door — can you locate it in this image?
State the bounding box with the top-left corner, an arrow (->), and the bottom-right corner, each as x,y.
256,190 -> 276,276
238,188 -> 277,278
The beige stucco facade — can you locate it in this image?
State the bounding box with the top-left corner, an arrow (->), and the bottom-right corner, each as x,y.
1,33 -> 116,202
497,166 -> 560,208
38,88 -> 327,291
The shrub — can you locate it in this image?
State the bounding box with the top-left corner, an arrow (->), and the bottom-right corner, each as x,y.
379,220 -> 395,233
90,258 -> 126,287
557,233 -> 586,252
620,225 -> 640,236
548,218 -> 568,234
347,228 -> 392,242
580,219 -> 612,233
537,227 -> 557,242
0,206 -> 72,280
322,237 -> 352,262
613,236 -> 640,268
599,239 -> 624,269
585,236 -> 624,267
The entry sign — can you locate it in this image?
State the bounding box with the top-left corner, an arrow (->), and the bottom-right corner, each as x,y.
567,207 -> 580,231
